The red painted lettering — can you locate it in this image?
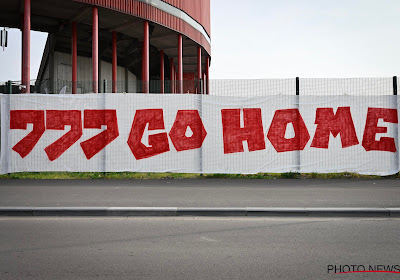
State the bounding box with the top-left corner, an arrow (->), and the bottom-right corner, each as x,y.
362,108 -> 398,152
10,110 -> 45,158
80,110 -> 119,159
169,110 -> 207,152
127,109 -> 170,160
267,109 -> 310,152
311,107 -> 359,149
221,109 -> 265,154
44,110 -> 83,161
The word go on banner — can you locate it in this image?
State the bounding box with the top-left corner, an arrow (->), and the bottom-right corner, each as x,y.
0,94 -> 399,175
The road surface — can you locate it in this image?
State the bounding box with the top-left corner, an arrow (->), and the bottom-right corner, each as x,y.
0,217 -> 399,280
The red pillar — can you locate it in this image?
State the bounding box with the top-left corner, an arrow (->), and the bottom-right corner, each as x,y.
160,50 -> 164,93
72,22 -> 78,94
112,31 -> 117,93
142,21 -> 149,93
22,0 -> 30,93
92,6 -> 98,93
170,58 -> 174,93
177,34 -> 183,93
206,56 -> 210,95
173,65 -> 176,93
197,46 -> 202,94
202,72 -> 206,95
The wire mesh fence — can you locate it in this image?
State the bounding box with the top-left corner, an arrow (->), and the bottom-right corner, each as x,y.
34,79 -> 206,95
1,77 -> 399,175
1,77 -> 398,96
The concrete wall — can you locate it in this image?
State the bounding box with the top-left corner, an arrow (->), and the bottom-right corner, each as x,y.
40,51 -> 137,94
39,64 -> 50,93
99,60 -> 136,93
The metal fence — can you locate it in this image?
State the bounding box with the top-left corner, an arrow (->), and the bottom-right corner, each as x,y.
1,77 -> 399,96
1,77 -> 399,175
209,77 -> 398,97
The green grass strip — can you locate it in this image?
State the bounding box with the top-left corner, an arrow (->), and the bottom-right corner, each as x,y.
0,172 -> 399,179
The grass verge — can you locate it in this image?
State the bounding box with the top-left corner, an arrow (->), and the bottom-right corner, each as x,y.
0,172 -> 399,179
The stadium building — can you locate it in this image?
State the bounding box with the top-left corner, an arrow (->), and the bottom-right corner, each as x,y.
1,0 -> 211,94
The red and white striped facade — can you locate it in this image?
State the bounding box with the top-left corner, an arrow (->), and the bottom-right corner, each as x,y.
73,0 -> 211,55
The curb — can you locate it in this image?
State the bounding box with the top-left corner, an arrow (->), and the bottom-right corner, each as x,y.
0,207 -> 399,217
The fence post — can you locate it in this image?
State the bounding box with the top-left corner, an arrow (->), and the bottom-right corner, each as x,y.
394,76 -> 399,175
296,77 -> 300,173
103,79 -> 107,93
198,78 -> 202,94
8,80 -> 12,94
199,93 -> 204,176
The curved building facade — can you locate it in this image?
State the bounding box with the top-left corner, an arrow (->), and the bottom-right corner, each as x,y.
0,0 -> 211,94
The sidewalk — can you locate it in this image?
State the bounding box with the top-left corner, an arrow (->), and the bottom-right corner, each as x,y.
1,179 -> 399,217
1,179 -> 399,207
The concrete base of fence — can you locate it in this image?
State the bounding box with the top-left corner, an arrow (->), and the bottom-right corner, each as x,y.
0,207 -> 400,218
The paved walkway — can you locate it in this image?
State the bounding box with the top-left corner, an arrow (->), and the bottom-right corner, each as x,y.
1,179 -> 399,208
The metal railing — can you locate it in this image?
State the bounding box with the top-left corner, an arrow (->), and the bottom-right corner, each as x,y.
1,77 -> 399,96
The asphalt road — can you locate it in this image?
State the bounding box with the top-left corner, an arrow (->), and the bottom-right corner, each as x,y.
0,217 -> 399,280
0,179 -> 399,207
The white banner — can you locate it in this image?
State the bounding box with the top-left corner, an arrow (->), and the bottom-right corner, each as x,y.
1,94 -> 399,175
